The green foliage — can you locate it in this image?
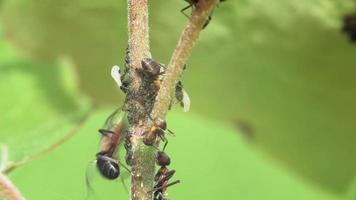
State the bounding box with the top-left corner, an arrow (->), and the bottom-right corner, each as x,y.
7,111 -> 342,200
0,0 -> 355,199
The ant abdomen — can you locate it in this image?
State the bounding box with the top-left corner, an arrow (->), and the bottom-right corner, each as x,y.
141,58 -> 163,78
156,151 -> 171,167
96,154 -> 120,180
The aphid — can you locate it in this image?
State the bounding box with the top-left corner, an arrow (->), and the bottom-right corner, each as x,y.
181,0 -> 226,29
342,13 -> 356,42
124,132 -> 134,166
95,109 -> 129,180
175,81 -> 191,112
143,117 -> 174,147
111,65 -> 129,93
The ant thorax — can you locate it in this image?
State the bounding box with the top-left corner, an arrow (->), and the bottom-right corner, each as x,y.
154,118 -> 167,130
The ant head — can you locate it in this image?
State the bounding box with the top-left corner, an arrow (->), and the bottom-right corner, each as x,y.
141,58 -> 162,77
154,118 -> 167,130
156,151 -> 171,167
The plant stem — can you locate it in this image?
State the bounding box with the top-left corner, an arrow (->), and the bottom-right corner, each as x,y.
151,0 -> 219,119
127,1 -> 155,200
0,173 -> 25,200
127,0 -> 219,199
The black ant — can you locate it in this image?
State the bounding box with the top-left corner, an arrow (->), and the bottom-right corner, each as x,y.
95,109 -> 130,179
139,57 -> 165,92
181,0 -> 226,29
342,13 -> 356,42
149,146 -> 180,200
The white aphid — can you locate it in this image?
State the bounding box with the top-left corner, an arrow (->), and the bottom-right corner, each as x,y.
181,89 -> 191,112
111,65 -> 123,89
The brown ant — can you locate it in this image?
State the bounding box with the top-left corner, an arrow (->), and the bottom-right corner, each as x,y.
342,13 -> 356,42
181,0 -> 226,29
143,117 -> 175,147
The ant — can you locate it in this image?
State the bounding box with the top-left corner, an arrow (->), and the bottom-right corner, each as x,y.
143,117 -> 175,147
181,0 -> 226,29
342,13 -> 356,42
148,146 -> 180,200
139,57 -> 165,92
95,109 -> 130,179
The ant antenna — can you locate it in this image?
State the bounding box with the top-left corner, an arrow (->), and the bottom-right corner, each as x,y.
180,4 -> 192,19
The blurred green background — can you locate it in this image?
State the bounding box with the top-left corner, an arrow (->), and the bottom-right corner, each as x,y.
0,0 -> 355,199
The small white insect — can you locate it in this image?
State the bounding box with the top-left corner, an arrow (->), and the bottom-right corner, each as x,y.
111,65 -> 123,89
181,89 -> 191,112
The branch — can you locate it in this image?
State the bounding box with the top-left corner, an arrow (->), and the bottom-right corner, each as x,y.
126,1 -> 219,199
127,1 -> 155,200
0,173 -> 25,200
151,0 -> 219,119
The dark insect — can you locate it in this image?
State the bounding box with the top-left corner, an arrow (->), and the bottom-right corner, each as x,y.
140,57 -> 165,92
95,109 -> 129,180
175,81 -> 191,112
151,167 -> 180,200
143,117 -> 174,147
181,0 -> 226,29
150,147 -> 180,200
155,142 -> 171,167
96,152 -> 120,179
342,13 -> 356,42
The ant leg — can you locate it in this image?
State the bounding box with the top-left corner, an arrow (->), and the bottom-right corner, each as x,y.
118,160 -> 131,173
98,129 -> 115,136
202,15 -> 212,29
162,139 -> 168,152
120,174 -> 129,194
180,4 -> 192,19
148,180 -> 181,193
166,128 -> 176,137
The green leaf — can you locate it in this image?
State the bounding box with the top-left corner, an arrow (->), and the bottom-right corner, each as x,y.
1,0 -> 355,194
9,110 -> 341,200
0,39 -> 89,163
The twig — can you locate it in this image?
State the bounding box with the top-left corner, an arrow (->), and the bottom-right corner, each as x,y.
127,1 -> 156,200
0,173 -> 25,200
126,0 -> 219,199
151,0 -> 219,119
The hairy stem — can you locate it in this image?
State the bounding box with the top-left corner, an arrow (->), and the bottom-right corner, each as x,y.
127,0 -> 155,200
0,173 -> 25,200
127,0 -> 219,199
151,0 -> 219,119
